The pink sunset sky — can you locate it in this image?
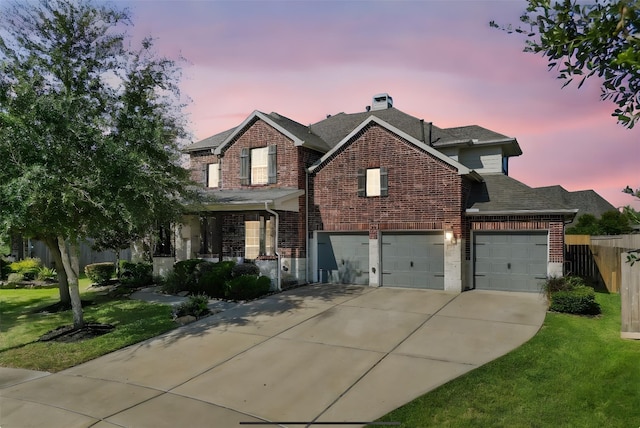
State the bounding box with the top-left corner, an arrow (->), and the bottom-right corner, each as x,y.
120,0 -> 639,210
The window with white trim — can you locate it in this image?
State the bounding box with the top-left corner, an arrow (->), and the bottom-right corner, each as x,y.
244,216 -> 275,259
240,145 -> 277,185
207,163 -> 219,188
251,147 -> 269,185
358,167 -> 388,197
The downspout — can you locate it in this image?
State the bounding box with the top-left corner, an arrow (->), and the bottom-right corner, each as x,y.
305,169 -> 310,284
264,201 -> 281,292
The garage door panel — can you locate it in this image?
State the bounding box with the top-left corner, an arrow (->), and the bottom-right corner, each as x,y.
318,233 -> 369,285
474,232 -> 548,292
382,233 -> 444,289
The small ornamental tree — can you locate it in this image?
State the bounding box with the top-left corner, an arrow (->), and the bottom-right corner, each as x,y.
0,0 -> 195,328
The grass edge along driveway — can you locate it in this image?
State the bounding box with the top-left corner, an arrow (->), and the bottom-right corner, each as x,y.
375,293 -> 640,428
0,282 -> 176,372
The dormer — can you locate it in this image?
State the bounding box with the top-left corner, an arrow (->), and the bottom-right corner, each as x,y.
433,125 -> 522,175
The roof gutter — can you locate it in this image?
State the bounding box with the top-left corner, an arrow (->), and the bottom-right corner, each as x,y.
465,209 -> 578,218
264,201 -> 281,292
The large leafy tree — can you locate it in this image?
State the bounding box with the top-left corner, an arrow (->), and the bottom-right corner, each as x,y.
0,0 -> 194,328
492,0 -> 640,129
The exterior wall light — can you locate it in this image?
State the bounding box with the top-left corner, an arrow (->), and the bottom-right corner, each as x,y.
445,231 -> 456,244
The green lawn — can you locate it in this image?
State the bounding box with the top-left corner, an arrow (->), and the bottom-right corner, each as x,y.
0,279 -> 176,372
376,293 -> 640,427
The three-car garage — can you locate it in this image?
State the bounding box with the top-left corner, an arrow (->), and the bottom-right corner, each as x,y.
316,230 -> 550,292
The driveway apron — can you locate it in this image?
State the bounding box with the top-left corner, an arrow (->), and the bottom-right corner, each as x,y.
0,284 -> 547,427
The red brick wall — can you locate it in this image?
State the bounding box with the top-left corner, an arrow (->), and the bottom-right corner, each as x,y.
187,121 -> 324,260
189,151 -> 217,185
309,124 -> 465,238
467,215 -> 565,263
220,119 -> 300,189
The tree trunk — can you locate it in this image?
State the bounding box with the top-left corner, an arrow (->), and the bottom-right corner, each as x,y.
43,236 -> 70,306
57,236 -> 84,328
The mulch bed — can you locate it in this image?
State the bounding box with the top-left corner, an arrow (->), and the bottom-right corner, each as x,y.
38,323 -> 115,343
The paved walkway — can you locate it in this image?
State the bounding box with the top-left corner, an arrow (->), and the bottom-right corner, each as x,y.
0,284 -> 547,427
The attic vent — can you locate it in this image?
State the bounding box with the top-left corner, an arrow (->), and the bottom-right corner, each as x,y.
371,93 -> 393,111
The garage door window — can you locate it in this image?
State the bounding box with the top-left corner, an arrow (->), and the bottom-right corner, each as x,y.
358,167 -> 388,197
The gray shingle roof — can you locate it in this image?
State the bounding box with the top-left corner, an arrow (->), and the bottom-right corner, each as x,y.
309,108 -> 455,148
266,112 -> 330,152
466,173 -> 576,216
194,188 -> 305,212
533,185 -> 615,222
183,127 -> 236,153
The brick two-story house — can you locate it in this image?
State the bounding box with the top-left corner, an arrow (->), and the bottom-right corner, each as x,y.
162,94 -> 578,293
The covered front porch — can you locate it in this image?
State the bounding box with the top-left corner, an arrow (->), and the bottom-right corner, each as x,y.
155,188 -> 307,288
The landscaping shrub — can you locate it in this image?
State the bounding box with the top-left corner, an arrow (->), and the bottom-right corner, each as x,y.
549,285 -> 601,315
160,270 -> 183,295
172,259 -> 206,292
36,266 -> 57,282
174,259 -> 206,278
226,275 -> 271,301
9,258 -> 42,280
84,262 -> 115,286
119,261 -> 153,287
542,275 -> 585,298
174,294 -> 210,319
196,261 -> 235,298
232,262 -> 260,277
7,272 -> 24,284
0,258 -> 11,280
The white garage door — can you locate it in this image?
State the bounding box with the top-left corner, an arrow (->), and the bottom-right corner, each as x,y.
381,232 -> 444,289
317,233 -> 369,285
474,232 -> 548,292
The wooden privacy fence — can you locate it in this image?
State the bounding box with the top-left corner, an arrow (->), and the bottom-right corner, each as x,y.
621,252 -> 640,339
30,239 -> 131,272
565,234 -> 640,293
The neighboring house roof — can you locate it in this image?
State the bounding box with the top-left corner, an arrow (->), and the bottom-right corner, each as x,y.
183,127 -> 235,153
533,185 -> 616,222
466,173 -> 578,217
308,115 -> 482,181
194,188 -> 305,212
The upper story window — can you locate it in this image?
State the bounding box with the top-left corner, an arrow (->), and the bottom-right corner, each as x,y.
251,147 -> 269,184
358,167 -> 388,197
207,163 -> 219,188
358,167 -> 389,197
240,145 -> 277,185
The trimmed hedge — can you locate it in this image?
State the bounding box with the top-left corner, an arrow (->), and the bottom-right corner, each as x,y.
85,262 -> 115,286
119,261 -> 153,287
196,261 -> 235,298
226,275 -> 271,301
549,285 -> 601,315
232,262 -> 260,277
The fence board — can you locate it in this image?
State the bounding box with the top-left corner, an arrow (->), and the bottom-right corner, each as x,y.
621,252 -> 640,339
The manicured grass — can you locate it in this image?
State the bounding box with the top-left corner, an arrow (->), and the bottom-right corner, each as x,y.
376,293 -> 640,427
0,280 -> 176,372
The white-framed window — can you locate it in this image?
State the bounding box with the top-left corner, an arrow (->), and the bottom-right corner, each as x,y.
358,167 -> 388,197
245,220 -> 261,260
250,147 -> 269,185
207,163 -> 219,188
245,216 -> 275,259
240,145 -> 277,185
366,168 -> 381,196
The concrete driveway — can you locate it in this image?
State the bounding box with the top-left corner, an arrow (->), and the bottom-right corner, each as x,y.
0,284 -> 547,427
